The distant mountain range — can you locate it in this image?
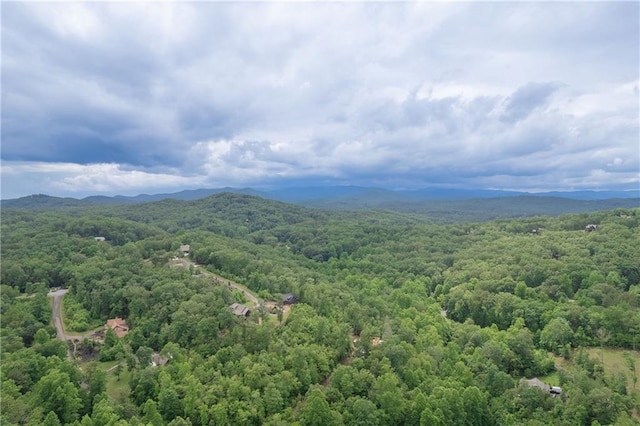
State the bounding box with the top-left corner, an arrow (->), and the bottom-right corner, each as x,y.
2,186 -> 639,220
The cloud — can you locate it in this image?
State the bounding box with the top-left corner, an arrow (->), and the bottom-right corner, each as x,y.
1,162 -> 201,199
1,2 -> 638,197
500,82 -> 561,123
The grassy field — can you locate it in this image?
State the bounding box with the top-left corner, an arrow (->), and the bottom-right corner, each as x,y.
80,359 -> 131,401
539,371 -> 561,386
550,348 -> 640,394
586,347 -> 640,393
105,366 -> 131,401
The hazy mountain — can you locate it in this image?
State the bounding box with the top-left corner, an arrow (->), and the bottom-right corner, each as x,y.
2,187 -> 639,220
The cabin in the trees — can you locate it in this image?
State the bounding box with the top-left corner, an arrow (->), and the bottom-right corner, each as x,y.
180,244 -> 191,256
523,378 -> 562,397
585,224 -> 598,232
230,303 -> 251,317
94,237 -> 106,242
283,293 -> 297,304
106,317 -> 129,338
151,352 -> 171,367
524,378 -> 549,392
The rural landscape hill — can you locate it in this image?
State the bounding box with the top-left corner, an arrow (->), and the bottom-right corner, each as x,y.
3,187 -> 639,223
2,189 -> 640,425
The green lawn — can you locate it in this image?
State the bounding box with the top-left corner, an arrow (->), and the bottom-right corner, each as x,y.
539,371 -> 560,387
79,360 -> 131,402
105,367 -> 131,401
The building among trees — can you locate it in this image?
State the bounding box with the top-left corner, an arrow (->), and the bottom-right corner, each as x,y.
283,293 -> 297,304
230,303 -> 251,317
105,317 -> 129,338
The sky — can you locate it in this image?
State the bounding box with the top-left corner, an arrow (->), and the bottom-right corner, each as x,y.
2,1 -> 639,199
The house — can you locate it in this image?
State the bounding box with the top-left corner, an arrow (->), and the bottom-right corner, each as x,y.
151,352 -> 171,367
524,378 -> 550,393
230,303 -> 251,317
106,317 -> 129,338
94,237 -> 106,242
180,245 -> 191,256
283,293 -> 297,305
585,224 -> 598,232
523,378 -> 562,397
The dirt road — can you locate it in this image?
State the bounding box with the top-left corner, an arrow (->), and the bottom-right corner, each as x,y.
47,288 -> 83,341
173,258 -> 261,308
211,274 -> 260,307
48,288 -> 70,341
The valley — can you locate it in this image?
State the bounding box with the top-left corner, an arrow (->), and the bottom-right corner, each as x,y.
2,193 -> 639,425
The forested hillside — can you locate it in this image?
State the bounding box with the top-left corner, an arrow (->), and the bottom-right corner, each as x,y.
2,193 -> 640,425
4,190 -> 638,224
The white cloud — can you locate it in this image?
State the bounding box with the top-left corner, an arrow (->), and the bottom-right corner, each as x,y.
1,162 -> 201,199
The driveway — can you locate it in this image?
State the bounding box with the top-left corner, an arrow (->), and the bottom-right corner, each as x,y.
48,289 -> 87,341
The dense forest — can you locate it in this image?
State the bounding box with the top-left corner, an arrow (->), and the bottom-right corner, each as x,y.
2,193 -> 640,425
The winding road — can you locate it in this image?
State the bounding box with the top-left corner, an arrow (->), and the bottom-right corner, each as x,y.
174,258 -> 261,308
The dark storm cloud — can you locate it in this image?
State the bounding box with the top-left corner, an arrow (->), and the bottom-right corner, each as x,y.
1,2 -> 638,198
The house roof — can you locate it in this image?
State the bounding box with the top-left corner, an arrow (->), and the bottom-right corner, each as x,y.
180,244 -> 191,252
151,352 -> 170,367
106,317 -> 129,337
230,303 -> 251,316
371,337 -> 384,346
524,378 -> 550,392
106,317 -> 128,328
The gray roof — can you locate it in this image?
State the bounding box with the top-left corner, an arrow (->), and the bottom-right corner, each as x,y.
524,378 -> 550,392
230,303 -> 250,316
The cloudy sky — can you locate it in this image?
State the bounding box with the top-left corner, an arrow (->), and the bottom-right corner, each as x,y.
2,2 -> 638,199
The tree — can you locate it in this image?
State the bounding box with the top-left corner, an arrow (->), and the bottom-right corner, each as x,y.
86,364 -> 107,404
131,368 -> 159,406
264,382 -> 284,417
370,372 -> 405,425
462,386 -> 492,426
91,398 -> 123,426
300,387 -> 334,426
596,328 -> 610,364
114,363 -> 123,382
349,397 -> 380,426
35,369 -> 82,424
34,328 -> 51,345
158,385 -> 183,422
42,411 -> 61,426
540,318 -> 573,354
136,346 -> 154,367
143,399 -> 164,426
623,352 -> 637,391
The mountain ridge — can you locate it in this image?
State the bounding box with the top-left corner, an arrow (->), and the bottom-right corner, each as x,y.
3,186 -> 639,208
2,187 -> 638,223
